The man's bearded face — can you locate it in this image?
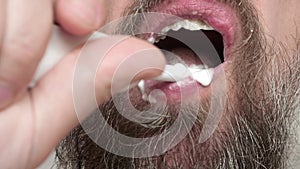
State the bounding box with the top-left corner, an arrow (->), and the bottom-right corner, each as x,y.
56,0 -> 300,168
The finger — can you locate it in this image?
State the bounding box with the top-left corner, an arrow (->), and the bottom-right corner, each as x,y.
0,0 -> 6,46
28,36 -> 165,167
0,1 -> 7,105
0,0 -> 53,108
55,0 -> 107,36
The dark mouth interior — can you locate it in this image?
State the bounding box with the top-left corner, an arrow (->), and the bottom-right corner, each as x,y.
202,30 -> 224,62
154,29 -> 224,67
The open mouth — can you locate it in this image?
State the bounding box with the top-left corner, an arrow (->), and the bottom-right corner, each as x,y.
135,0 -> 240,103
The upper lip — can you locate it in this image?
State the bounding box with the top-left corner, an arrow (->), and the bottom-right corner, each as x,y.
142,0 -> 241,62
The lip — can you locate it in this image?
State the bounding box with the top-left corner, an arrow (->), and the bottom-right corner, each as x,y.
136,0 -> 241,103
143,0 -> 241,60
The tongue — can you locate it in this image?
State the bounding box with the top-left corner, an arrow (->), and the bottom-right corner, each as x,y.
165,47 -> 204,66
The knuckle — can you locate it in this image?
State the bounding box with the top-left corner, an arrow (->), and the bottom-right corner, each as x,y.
0,38 -> 41,84
5,38 -> 39,67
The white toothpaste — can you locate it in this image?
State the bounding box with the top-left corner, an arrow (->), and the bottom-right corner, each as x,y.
153,63 -> 214,86
138,63 -> 214,101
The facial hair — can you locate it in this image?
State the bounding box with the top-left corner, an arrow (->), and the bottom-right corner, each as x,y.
55,0 -> 300,168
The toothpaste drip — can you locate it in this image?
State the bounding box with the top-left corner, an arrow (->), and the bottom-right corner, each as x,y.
138,80 -> 148,101
188,65 -> 214,87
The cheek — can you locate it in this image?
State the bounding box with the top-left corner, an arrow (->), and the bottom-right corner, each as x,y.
105,0 -> 133,23
252,0 -> 300,47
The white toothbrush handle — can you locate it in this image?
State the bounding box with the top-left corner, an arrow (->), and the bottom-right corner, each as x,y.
31,26 -> 192,86
30,25 -> 107,87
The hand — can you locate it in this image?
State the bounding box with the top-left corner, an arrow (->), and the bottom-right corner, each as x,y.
0,0 -> 107,108
0,35 -> 165,169
0,1 -> 166,168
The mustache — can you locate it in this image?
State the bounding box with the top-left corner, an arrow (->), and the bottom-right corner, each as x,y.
124,0 -> 249,13
122,0 -> 261,50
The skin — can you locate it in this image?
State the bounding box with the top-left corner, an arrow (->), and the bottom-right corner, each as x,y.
0,0 -> 299,168
255,0 -> 300,48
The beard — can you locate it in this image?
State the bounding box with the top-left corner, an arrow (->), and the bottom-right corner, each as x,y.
55,0 -> 300,168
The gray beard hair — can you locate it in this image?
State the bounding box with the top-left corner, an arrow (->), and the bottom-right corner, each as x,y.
55,0 -> 300,168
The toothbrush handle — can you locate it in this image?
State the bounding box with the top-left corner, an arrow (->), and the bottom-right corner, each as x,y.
30,25 -> 107,87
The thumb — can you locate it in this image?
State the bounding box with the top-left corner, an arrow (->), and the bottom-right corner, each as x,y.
54,0 -> 107,35
28,36 -> 165,168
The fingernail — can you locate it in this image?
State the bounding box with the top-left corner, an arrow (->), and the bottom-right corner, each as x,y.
0,83 -> 13,108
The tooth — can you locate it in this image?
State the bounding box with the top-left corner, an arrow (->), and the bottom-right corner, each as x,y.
154,35 -> 167,44
147,36 -> 155,44
171,22 -> 182,31
147,32 -> 156,44
182,20 -> 214,31
189,64 -> 205,69
157,34 -> 167,41
161,35 -> 167,39
161,27 -> 170,34
161,19 -> 214,33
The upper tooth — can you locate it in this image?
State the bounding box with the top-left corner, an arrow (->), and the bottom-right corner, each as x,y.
161,19 -> 214,33
147,34 -> 167,44
147,36 -> 156,44
190,64 -> 205,69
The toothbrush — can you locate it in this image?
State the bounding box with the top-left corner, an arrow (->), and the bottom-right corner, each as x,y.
30,25 -> 190,87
